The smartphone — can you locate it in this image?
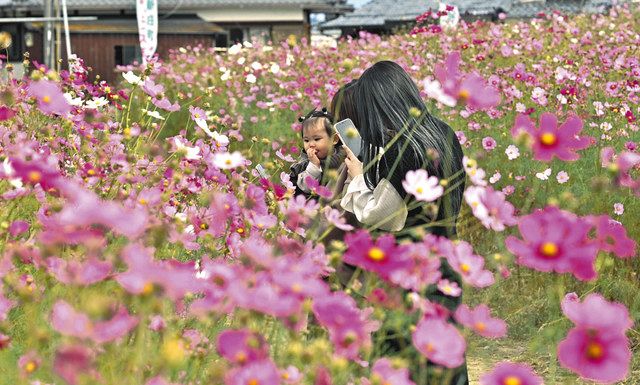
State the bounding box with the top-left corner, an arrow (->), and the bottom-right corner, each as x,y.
334,118 -> 362,157
255,164 -> 269,179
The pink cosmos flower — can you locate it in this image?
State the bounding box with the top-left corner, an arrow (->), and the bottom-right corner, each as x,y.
402,169 -> 444,202
480,362 -> 543,385
412,316 -> 466,368
613,203 -> 624,215
312,291 -> 380,361
513,113 -> 592,162
51,300 -> 139,343
389,242 -> 441,292
8,220 -> 29,237
53,345 -> 96,385
149,315 -> 166,332
305,175 -> 333,198
463,186 -> 517,232
323,207 -> 354,231
437,279 -> 461,297
7,157 -> 61,190
343,230 -> 411,281
217,329 -> 269,365
585,215 -> 636,259
482,136 -> 497,151
505,206 -> 599,281
225,359 -> 281,385
368,358 -> 416,385
46,257 -> 112,286
432,52 -> 500,110
53,180 -> 148,239
18,351 -> 41,376
558,293 -> 633,384
27,79 -> 71,116
454,304 -> 507,338
440,240 -> 494,288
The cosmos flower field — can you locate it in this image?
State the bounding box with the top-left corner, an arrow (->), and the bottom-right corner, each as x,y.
0,4 -> 639,385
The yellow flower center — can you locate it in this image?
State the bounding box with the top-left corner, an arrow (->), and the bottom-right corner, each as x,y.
474,322 -> 486,332
142,282 -> 154,295
416,187 -> 424,194
138,198 -> 147,205
586,342 -> 604,360
424,343 -> 435,353
200,223 -> 209,230
248,379 -> 259,385
87,169 -> 96,176
291,283 -> 303,293
458,89 -> 470,100
540,133 -> 557,146
235,352 -> 247,363
460,263 -> 471,273
42,95 -> 51,104
28,171 -> 42,183
25,361 -> 37,373
194,113 -> 200,119
368,247 -> 385,262
503,376 -> 522,385
539,242 -> 559,258
225,159 -> 232,165
236,228 -> 244,234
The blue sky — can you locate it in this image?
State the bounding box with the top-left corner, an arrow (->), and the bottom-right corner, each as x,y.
347,0 -> 370,7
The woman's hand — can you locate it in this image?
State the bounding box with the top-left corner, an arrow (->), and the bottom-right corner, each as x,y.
343,146 -> 363,178
307,148 -> 321,167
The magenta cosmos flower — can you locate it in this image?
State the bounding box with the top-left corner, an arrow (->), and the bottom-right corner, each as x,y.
505,206 -> 599,281
480,362 -> 543,385
454,304 -> 507,338
512,113 -> 592,162
585,215 -> 636,259
343,230 -> 411,281
412,316 -> 466,368
27,79 -> 71,116
312,291 -> 380,360
557,293 -> 632,384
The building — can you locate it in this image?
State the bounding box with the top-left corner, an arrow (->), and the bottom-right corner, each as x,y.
319,0 -> 633,36
0,0 -> 352,82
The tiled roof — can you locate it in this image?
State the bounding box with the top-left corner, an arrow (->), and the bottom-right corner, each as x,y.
321,0 -> 439,29
321,0 -> 627,29
4,0 -> 350,11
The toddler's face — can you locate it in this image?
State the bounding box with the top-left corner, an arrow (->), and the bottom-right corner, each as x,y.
302,121 -> 337,160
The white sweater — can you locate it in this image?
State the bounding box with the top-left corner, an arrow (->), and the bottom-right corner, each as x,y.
340,174 -> 408,232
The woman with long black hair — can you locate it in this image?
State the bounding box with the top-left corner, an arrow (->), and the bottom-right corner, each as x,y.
334,61 -> 468,385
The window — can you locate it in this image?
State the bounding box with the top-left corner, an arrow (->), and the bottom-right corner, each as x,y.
114,45 -> 142,66
249,26 -> 270,44
215,33 -> 228,48
229,28 -> 244,44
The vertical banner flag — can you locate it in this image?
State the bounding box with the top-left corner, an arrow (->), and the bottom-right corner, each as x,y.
137,0 -> 158,64
439,3 -> 460,30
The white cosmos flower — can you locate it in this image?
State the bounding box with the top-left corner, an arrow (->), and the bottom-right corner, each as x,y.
213,151 -> 245,169
122,71 -> 142,85
145,109 -> 165,120
251,62 -> 262,71
173,137 -> 201,160
270,63 -> 280,74
227,43 -> 242,55
221,71 -> 231,81
402,169 -> 443,202
536,168 -> 552,180
246,74 -> 257,83
423,78 -> 457,107
85,97 -> 109,110
2,158 -> 23,188
505,145 -> 520,160
556,171 -> 569,184
63,92 -> 83,107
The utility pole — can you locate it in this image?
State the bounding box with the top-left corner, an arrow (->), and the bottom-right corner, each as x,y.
43,0 -> 55,69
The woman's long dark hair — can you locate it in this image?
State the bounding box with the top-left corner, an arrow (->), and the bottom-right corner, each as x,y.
338,61 -> 465,236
